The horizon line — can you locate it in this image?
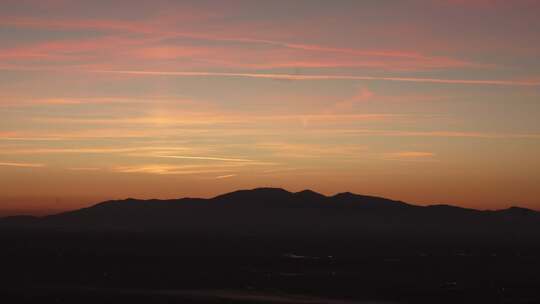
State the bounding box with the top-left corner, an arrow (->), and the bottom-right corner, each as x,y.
1,187 -> 537,218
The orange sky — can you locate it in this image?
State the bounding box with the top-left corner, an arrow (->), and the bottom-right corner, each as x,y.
1,0 -> 539,214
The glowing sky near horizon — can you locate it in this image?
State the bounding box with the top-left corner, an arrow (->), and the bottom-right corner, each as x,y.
1,0 -> 540,214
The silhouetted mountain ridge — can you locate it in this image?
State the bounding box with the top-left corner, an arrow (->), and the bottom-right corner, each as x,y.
1,188 -> 538,237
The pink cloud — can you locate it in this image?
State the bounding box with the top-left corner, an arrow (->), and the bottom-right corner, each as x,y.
0,15 -> 487,72
333,86 -> 375,112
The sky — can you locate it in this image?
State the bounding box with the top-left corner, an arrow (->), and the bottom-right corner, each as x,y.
1,0 -> 539,215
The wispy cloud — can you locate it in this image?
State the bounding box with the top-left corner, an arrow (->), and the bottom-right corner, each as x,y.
0,129 -> 187,141
112,164 -> 234,175
0,96 -> 199,107
333,129 -> 540,139
261,168 -> 300,174
0,147 -> 192,155
383,151 -> 437,161
257,142 -> 368,159
215,174 -> 237,179
67,167 -> 100,171
93,70 -> 540,86
0,16 -> 483,72
32,113 -> 401,127
155,155 -> 254,162
333,86 -> 375,112
2,127 -> 539,146
0,162 -> 45,168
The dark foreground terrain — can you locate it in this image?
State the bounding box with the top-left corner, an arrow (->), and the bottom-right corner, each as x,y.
1,188 -> 540,303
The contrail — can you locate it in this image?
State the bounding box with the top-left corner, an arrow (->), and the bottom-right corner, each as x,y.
93,70 -> 540,86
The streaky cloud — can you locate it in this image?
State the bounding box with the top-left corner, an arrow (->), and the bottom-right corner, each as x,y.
0,162 -> 45,168
112,164 -> 235,175
215,174 -> 237,179
383,151 -> 437,162
156,155 -> 256,162
67,167 -> 100,171
329,129 -> 540,139
93,70 -> 540,86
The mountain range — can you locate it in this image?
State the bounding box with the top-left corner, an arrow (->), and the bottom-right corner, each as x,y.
1,187 -> 539,237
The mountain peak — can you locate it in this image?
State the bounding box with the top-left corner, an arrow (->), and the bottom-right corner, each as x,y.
498,206 -> 536,216
294,189 -> 327,199
213,187 -> 292,202
252,187 -> 291,193
332,192 -> 361,200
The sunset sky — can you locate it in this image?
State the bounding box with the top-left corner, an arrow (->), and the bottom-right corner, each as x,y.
1,0 -> 539,215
